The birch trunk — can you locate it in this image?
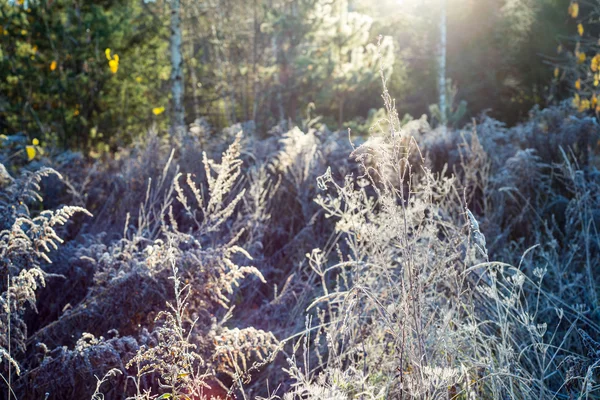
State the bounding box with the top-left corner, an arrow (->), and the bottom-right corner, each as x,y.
170,0 -> 185,136
438,0 -> 447,127
251,0 -> 259,122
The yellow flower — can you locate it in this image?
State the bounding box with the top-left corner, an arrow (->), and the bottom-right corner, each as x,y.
595,74 -> 600,87
152,106 -> 165,115
592,94 -> 598,109
578,23 -> 584,36
108,54 -> 119,74
20,29 -> 27,36
578,52 -> 586,64
25,145 -> 36,161
575,78 -> 581,90
554,67 -> 559,78
569,2 -> 579,18
32,138 -> 39,146
135,76 -> 142,83
74,109 -> 80,116
579,98 -> 590,112
105,48 -> 111,60
50,60 -> 57,71
557,44 -> 563,54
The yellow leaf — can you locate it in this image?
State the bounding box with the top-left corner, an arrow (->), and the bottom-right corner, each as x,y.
105,48 -> 111,60
591,55 -> 600,72
575,78 -> 581,90
578,23 -> 584,36
569,2 -> 579,18
50,60 -> 57,71
109,57 -> 119,74
592,94 -> 598,108
557,44 -> 563,54
74,109 -> 80,116
572,93 -> 580,108
152,107 -> 165,115
554,68 -> 559,78
25,145 -> 36,161
32,138 -> 39,146
578,52 -> 586,64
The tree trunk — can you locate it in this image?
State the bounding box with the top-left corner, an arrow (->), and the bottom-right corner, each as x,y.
272,35 -> 285,123
438,0 -> 447,127
251,0 -> 259,123
170,0 -> 185,136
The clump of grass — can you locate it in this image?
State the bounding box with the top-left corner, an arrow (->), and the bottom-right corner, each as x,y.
276,64 -> 600,399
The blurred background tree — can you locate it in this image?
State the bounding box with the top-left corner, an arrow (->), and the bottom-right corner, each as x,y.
358,0 -> 570,125
553,0 -> 600,116
0,0 -> 574,150
0,0 -> 169,152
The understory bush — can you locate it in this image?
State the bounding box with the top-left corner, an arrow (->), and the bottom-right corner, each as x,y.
1,78 -> 599,399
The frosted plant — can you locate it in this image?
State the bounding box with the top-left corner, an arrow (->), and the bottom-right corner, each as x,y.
0,165 -> 91,395
212,327 -> 280,384
174,131 -> 245,234
126,257 -> 206,400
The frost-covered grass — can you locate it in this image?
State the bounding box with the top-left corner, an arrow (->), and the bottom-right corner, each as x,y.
1,89 -> 599,399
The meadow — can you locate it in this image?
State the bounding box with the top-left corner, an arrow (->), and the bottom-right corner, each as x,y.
1,0 -> 600,399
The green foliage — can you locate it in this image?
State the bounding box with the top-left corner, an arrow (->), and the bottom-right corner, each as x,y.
0,0 -> 168,149
428,79 -> 467,127
265,0 -> 395,127
0,0 -> 579,149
